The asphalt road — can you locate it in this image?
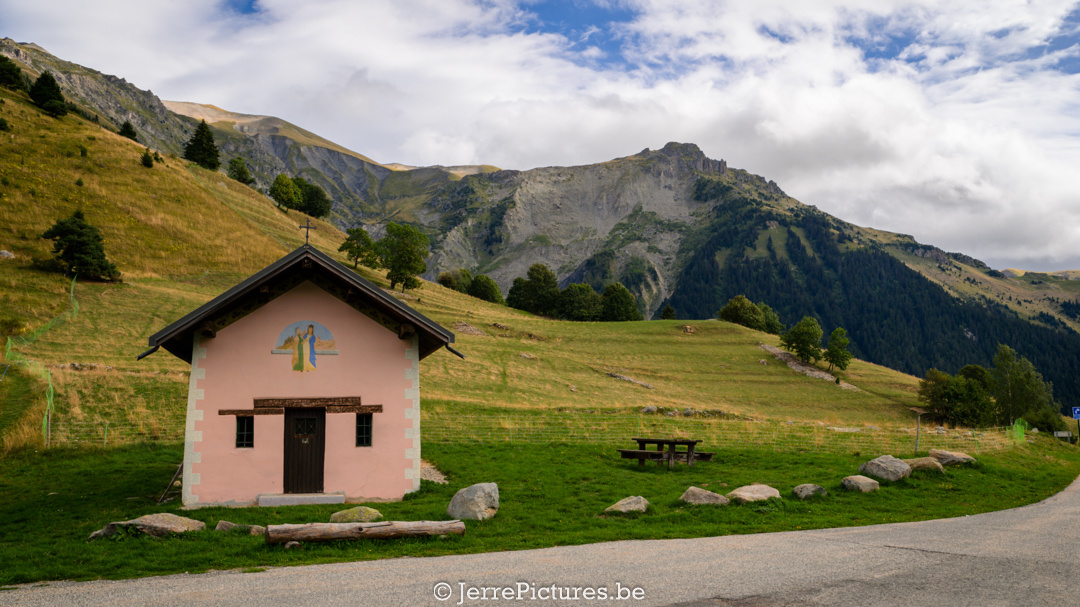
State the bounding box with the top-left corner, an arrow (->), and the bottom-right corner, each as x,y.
7,476 -> 1080,607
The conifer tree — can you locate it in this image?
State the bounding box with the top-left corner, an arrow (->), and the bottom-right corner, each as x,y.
29,71 -> 64,108
118,121 -> 138,142
183,120 -> 220,170
0,56 -> 27,92
600,282 -> 643,321
41,210 -> 120,281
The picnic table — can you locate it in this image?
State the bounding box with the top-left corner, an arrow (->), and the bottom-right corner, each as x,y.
618,437 -> 714,469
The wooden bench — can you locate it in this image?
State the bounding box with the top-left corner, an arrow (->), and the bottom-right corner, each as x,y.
618,449 -> 714,465
619,438 -> 713,468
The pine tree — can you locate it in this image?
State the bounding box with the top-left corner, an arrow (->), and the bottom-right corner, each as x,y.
118,121 -> 138,142
29,71 -> 64,108
660,305 -> 677,320
141,148 -> 154,168
0,56 -> 27,92
183,120 -> 220,170
41,210 -> 120,281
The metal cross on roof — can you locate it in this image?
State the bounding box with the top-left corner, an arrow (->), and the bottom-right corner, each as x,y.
299,219 -> 316,244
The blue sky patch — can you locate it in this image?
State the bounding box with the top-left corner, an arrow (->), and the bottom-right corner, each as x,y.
520,0 -> 639,68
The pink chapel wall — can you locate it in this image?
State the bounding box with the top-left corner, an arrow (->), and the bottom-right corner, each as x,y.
185,280 -> 419,506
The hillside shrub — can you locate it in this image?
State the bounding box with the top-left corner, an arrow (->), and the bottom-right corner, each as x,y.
0,118 -> 8,132
141,149 -> 154,168
42,99 -> 67,118
467,275 -> 505,305
438,268 -> 473,293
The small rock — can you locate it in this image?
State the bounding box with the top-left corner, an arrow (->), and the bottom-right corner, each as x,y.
447,483 -> 499,521
726,484 -> 781,504
284,541 -> 301,550
89,512 -> 205,540
605,496 -> 649,513
681,325 -> 695,334
792,484 -> 827,500
902,457 -> 945,473
330,506 -> 382,523
664,411 -> 675,416
568,385 -> 578,392
1031,428 -> 1040,434
172,480 -> 181,488
215,520 -> 239,532
858,455 -> 912,482
842,475 -> 879,493
759,359 -> 768,365
929,449 -> 977,466
492,322 -> 510,330
641,406 -> 657,414
680,486 -> 730,505
682,408 -> 695,417
0,250 -> 14,259
520,353 -> 537,360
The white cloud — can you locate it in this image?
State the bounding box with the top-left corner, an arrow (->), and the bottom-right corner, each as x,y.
3,0 -> 1080,269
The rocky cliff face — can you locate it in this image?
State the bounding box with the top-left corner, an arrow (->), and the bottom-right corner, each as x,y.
0,38 -> 198,155
421,143 -> 739,316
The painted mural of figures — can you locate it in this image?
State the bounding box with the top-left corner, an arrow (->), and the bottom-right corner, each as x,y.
272,321 -> 339,371
306,324 -> 317,369
291,328 -> 306,371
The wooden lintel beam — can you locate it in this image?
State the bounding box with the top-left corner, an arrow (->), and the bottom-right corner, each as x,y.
254,396 -> 363,408
326,405 -> 383,414
219,408 -> 284,416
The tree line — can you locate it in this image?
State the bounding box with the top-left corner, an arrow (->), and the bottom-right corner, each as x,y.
918,344 -> 1064,431
716,295 -> 852,372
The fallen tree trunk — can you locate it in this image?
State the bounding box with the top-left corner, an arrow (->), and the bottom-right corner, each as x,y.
265,520 -> 465,544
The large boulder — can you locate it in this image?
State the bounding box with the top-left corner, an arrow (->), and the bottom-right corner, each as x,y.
726,484 -> 781,504
330,506 -> 382,523
792,484 -> 827,500
903,457 -> 946,473
679,486 -> 730,505
858,455 -> 911,482
929,449 -> 977,466
842,475 -> 879,493
447,483 -> 499,521
89,512 -> 205,540
605,496 -> 650,513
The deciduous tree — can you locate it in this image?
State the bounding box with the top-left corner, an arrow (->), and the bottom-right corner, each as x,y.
269,174 -> 299,209
780,316 -> 823,363
559,283 -> 602,321
467,275 -> 504,304
227,157 -> 254,185
338,227 -> 380,269
823,327 -> 852,372
506,263 -> 561,317
375,222 -> 430,291
600,282 -> 643,321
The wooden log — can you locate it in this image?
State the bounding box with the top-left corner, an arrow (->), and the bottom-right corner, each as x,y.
265,520 -> 465,544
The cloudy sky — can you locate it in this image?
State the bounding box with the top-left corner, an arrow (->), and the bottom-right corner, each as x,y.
4,0 -> 1080,270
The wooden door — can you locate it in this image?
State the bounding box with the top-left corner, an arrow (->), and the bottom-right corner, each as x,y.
283,408 -> 325,494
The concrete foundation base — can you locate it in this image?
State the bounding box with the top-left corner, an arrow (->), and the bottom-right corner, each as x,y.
257,493 -> 346,507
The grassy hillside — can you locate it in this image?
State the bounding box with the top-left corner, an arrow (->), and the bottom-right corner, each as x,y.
0,83 -> 928,453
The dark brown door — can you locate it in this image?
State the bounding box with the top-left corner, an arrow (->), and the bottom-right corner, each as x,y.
284,408 -> 325,494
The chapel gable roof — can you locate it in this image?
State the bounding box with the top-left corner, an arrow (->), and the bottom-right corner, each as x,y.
140,245 -> 456,363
